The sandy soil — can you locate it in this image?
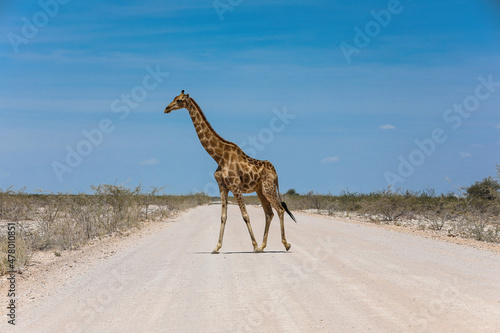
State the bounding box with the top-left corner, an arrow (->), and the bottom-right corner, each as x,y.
2,204 -> 500,332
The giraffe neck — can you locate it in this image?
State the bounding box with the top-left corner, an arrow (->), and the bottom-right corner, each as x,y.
186,98 -> 231,164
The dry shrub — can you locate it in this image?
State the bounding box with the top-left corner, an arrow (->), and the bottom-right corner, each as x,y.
0,187 -> 32,222
280,186 -> 500,243
0,229 -> 30,275
0,184 -> 211,274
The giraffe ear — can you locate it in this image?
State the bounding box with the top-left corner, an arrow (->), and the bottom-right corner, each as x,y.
186,94 -> 189,98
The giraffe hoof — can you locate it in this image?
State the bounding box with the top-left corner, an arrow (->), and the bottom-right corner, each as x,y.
285,243 -> 291,251
254,248 -> 264,253
211,249 -> 220,254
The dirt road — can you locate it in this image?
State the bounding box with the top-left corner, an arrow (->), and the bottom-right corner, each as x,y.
7,205 -> 500,332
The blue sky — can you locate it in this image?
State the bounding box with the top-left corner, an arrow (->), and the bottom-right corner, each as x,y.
1,0 -> 499,195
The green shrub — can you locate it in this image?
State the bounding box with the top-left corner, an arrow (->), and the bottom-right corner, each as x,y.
466,177 -> 500,200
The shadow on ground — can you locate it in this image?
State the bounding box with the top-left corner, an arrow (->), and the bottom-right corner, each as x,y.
191,250 -> 291,255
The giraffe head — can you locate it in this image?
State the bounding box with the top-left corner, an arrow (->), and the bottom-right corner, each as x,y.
164,90 -> 189,113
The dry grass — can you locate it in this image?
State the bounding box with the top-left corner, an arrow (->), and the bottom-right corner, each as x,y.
0,185 -> 210,274
279,187 -> 500,243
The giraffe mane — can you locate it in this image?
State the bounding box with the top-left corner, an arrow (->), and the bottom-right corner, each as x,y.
188,97 -> 241,150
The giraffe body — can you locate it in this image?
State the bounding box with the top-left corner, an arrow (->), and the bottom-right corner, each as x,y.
164,90 -> 296,253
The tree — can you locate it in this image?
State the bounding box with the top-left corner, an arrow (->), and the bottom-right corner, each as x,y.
466,176 -> 500,200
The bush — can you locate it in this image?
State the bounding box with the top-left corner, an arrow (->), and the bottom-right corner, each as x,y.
0,187 -> 32,221
0,229 -> 30,275
361,188 -> 411,222
0,185 -> 212,274
466,177 -> 500,200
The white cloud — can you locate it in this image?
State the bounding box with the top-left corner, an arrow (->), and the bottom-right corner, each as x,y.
459,152 -> 472,158
140,158 -> 160,165
321,156 -> 339,163
379,124 -> 396,130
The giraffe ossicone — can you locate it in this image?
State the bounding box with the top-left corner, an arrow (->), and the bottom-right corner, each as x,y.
164,90 -> 296,253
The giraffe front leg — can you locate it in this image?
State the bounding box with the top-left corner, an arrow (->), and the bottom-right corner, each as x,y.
212,197 -> 227,254
212,206 -> 226,254
213,172 -> 228,254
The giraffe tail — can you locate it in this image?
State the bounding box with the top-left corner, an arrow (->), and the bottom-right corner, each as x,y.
281,201 -> 297,223
276,175 -> 297,223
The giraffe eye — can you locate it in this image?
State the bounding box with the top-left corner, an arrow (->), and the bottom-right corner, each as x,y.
177,99 -> 182,102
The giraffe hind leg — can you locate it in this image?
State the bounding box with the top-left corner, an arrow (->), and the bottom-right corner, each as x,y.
257,189 -> 273,252
262,184 -> 291,251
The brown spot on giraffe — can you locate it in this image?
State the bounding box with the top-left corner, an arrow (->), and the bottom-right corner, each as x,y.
164,90 -> 296,253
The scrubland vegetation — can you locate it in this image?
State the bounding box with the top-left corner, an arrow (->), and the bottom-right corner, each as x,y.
1,165 -> 499,274
250,165 -> 500,244
0,184 -> 210,274
279,166 -> 500,244
280,184 -> 499,240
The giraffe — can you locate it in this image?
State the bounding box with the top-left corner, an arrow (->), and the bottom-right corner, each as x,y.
164,90 -> 296,254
